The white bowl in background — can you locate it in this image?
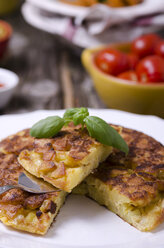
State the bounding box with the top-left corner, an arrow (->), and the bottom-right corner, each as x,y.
0,68 -> 19,109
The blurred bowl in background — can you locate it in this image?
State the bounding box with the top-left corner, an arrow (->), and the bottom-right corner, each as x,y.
0,20 -> 12,59
0,68 -> 19,109
82,43 -> 164,118
0,0 -> 20,16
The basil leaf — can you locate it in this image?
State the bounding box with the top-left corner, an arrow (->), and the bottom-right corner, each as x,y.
63,108 -> 80,120
85,116 -> 129,154
30,116 -> 65,138
64,107 -> 89,126
73,108 -> 89,126
64,107 -> 88,118
73,113 -> 86,126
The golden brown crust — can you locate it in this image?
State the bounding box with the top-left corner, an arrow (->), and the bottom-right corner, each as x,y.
0,124 -> 102,232
0,151 -> 65,234
0,152 -> 60,214
6,126 -> 97,164
18,124 -> 113,192
0,131 -> 66,235
33,127 -> 96,161
0,129 -> 34,155
72,126 -> 164,231
1,125 -> 100,181
0,152 -> 22,186
93,126 -> 164,207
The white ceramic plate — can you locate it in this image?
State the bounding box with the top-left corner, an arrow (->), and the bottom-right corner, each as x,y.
0,109 -> 164,248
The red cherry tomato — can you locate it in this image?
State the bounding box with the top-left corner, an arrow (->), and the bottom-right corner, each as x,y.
127,53 -> 139,69
0,21 -> 12,59
118,71 -> 138,81
136,55 -> 164,83
155,40 -> 164,58
94,48 -> 129,76
131,33 -> 161,58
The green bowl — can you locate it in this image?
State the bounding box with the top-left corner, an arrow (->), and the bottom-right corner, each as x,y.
0,0 -> 19,16
82,43 -> 164,118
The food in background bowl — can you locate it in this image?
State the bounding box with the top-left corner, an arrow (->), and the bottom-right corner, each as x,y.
131,33 -> 161,58
82,35 -> 164,117
59,0 -> 143,7
118,70 -> 138,81
94,48 -> 129,76
94,33 -> 164,84
0,20 -> 12,59
136,55 -> 164,83
155,41 -> 164,58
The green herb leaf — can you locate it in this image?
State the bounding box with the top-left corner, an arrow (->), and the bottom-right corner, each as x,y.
64,107 -> 88,119
63,108 -> 81,125
84,116 -> 129,154
72,108 -> 89,126
30,116 -> 65,138
64,107 -> 89,126
63,108 -> 80,120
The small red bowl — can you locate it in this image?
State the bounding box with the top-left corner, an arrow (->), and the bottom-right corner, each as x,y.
0,20 -> 12,59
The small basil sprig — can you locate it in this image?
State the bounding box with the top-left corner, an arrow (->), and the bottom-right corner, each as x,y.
30,108 -> 129,154
64,107 -> 89,126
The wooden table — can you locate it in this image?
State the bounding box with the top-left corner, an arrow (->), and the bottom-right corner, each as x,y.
1,10 -> 105,115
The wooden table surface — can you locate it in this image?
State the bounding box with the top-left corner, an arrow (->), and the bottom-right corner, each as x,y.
1,10 -> 105,115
